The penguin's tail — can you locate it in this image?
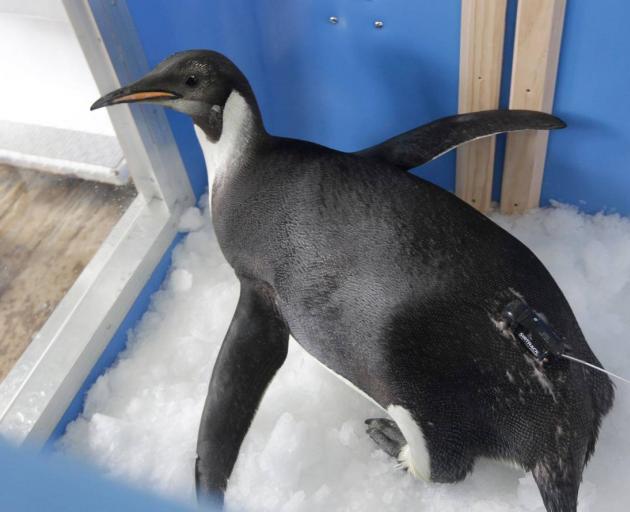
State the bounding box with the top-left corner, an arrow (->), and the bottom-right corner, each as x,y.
565,351 -> 616,465
355,109 -> 566,171
587,369 -> 615,465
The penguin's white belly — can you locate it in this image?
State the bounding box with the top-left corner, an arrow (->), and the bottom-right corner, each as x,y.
193,91 -> 252,208
387,405 -> 431,481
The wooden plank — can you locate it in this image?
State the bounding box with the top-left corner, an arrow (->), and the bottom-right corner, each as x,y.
456,0 -> 507,212
500,0 -> 566,214
0,166 -> 135,383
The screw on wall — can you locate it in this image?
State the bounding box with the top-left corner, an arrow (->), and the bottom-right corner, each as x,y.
374,20 -> 384,29
329,16 -> 338,24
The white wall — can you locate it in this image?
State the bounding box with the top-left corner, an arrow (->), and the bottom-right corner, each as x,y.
0,0 -> 114,135
0,0 -> 67,22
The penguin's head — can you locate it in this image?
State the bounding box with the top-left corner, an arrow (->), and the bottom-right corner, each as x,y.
91,50 -> 252,140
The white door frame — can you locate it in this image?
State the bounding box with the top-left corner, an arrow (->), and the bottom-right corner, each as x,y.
0,0 -> 196,446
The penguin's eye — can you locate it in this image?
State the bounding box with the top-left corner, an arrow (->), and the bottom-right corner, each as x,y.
185,75 -> 198,87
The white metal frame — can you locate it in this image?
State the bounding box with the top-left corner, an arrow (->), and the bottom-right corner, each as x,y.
0,0 -> 195,445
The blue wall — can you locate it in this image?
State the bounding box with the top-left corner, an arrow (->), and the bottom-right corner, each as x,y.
1,440 -> 197,512
542,0 -> 630,215
125,0 -> 629,215
126,0 -> 460,193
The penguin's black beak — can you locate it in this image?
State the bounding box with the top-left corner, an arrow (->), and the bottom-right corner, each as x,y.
90,82 -> 180,111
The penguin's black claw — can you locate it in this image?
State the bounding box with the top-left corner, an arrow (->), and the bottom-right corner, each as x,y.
365,418 -> 406,458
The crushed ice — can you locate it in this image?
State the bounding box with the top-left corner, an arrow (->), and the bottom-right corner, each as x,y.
57,199 -> 630,511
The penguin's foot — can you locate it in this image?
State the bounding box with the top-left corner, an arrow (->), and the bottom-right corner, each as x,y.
365,418 -> 406,458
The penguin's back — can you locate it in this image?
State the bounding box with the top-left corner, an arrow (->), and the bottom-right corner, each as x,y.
213,138 -> 613,446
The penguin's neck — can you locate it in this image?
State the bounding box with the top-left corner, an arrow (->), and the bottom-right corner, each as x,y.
193,90 -> 265,200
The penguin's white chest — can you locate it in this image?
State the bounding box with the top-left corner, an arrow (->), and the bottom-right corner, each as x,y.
193,91 -> 252,205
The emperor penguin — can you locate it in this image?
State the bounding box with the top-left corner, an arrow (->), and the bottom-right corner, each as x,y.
92,50 -> 613,512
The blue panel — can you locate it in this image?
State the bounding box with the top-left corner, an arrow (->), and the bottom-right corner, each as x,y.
126,0 -> 461,192
541,0 -> 630,215
48,234 -> 184,445
124,0 -> 630,212
1,440 -> 198,511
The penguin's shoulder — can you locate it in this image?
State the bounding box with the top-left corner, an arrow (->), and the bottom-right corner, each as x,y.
260,135 -> 402,180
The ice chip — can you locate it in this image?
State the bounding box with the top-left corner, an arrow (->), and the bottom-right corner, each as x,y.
177,206 -> 204,232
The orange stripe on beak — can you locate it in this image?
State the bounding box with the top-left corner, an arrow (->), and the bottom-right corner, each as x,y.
112,91 -> 177,103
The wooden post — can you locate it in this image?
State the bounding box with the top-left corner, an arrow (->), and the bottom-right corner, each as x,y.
456,0 -> 507,212
500,0 -> 566,214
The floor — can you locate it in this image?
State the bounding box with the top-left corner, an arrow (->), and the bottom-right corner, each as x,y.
0,164 -> 136,381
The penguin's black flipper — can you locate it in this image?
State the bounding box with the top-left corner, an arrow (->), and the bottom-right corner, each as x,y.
195,278 -> 289,506
355,110 -> 566,171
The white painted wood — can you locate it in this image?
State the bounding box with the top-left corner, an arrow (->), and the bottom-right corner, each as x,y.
0,0 -> 197,446
63,0 -> 194,211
